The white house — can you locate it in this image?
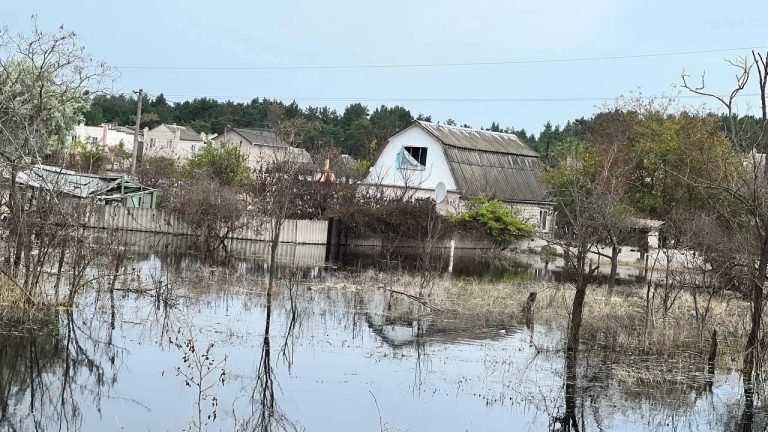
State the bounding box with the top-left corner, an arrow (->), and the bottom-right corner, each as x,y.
71,123 -> 136,150
143,124 -> 205,161
365,121 -> 554,233
212,127 -> 316,172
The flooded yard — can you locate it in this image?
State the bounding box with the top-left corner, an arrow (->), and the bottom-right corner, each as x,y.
0,251 -> 764,431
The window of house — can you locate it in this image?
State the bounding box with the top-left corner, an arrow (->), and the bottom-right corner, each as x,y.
403,146 -> 428,167
191,144 -> 196,152
89,137 -> 98,146
165,139 -> 173,150
539,210 -> 548,231
149,138 -> 157,149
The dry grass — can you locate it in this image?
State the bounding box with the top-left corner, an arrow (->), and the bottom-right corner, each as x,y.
326,270 -> 751,367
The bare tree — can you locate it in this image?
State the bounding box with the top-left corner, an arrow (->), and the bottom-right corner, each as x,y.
164,179 -> 251,255
680,51 -> 768,386
544,139 -> 632,431
248,144 -> 317,292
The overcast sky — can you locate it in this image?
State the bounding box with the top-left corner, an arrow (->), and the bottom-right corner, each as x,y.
2,0 -> 767,133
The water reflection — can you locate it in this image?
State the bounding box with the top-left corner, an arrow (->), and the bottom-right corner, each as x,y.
0,250 -> 766,431
0,311 -> 118,432
340,244 -> 648,284
552,351 -> 581,431
239,276 -> 302,432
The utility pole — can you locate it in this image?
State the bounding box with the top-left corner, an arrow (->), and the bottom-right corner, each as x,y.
130,88 -> 143,176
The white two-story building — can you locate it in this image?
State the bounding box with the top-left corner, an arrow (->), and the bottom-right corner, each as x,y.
143,124 -> 205,161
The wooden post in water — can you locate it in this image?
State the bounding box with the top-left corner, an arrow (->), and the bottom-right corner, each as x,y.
708,328 -> 718,375
523,292 -> 537,346
523,292 -> 537,320
447,238 -> 455,273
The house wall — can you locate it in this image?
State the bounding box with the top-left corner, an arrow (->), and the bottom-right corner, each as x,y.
213,132 -> 299,172
72,124 -> 135,150
355,183 -> 553,234
366,126 -> 457,191
143,125 -> 202,161
514,202 -> 555,233
244,146 -> 291,171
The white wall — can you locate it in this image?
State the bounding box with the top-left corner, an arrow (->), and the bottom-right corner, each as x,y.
213,132 -> 305,171
366,126 -> 457,191
72,124 -> 135,150
144,125 -> 201,161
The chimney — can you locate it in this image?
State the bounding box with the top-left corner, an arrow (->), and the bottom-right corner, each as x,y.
324,158 -> 330,171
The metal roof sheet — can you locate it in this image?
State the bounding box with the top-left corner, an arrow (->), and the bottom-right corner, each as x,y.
15,165 -> 153,198
417,121 -> 539,157
442,147 -> 549,203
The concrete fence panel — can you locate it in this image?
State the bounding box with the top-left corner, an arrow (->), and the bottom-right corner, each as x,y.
85,206 -> 328,245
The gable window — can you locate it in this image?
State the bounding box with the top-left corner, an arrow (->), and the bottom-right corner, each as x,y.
165,139 -> 173,150
149,138 -> 157,149
397,146 -> 428,170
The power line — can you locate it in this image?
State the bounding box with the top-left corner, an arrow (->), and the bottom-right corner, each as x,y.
157,93 -> 762,103
117,46 -> 766,71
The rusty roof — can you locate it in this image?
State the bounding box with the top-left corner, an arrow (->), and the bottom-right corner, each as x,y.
417,121 -> 539,157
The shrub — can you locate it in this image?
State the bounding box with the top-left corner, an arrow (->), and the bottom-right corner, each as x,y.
185,142 -> 250,187
450,195 -> 534,247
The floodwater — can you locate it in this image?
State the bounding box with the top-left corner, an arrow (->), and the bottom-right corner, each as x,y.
0,250 -> 763,431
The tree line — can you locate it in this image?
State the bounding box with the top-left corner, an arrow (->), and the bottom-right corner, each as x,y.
86,92 -> 767,163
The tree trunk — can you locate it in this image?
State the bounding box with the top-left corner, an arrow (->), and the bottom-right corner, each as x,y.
567,278 -> 588,363
708,328 -> 718,375
560,271 -> 587,432
267,219 -> 283,293
605,243 -> 619,304
53,242 -> 66,304
743,235 -> 768,381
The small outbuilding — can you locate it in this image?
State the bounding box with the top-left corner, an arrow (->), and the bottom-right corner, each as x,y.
15,164 -> 157,208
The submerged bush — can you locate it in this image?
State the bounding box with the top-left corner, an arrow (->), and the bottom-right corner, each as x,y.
450,195 -> 534,247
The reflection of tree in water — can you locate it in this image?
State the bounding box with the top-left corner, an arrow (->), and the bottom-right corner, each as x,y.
239,281 -> 302,432
541,345 -> 768,432
0,311 -> 117,432
730,375 -> 768,432
551,351 -> 581,432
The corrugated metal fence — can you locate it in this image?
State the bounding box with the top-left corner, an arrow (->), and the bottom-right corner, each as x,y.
86,206 -> 328,244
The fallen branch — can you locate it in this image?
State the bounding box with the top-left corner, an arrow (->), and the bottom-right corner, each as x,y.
378,285 -> 442,312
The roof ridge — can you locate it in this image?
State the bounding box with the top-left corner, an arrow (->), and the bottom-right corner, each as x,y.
416,120 -> 524,140
440,141 -> 537,157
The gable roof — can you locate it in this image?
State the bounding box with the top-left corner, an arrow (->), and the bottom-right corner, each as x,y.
398,121 -> 549,203
229,128 -> 287,147
416,121 -> 539,157
163,124 -> 204,142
